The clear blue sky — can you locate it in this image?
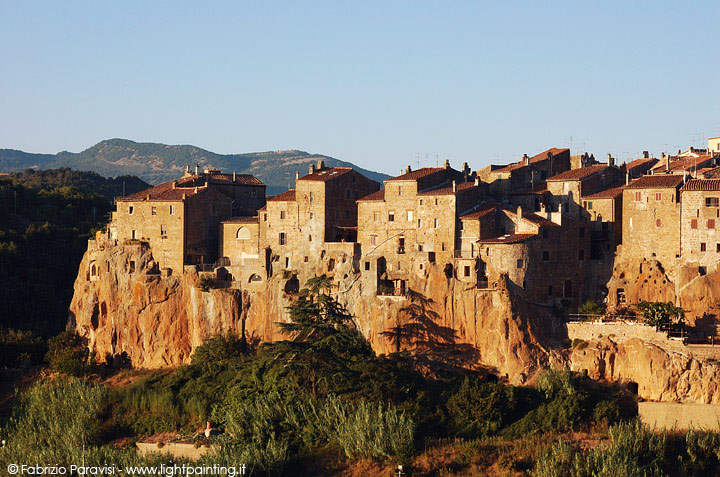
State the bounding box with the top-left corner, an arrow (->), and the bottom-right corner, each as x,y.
1,1 -> 718,175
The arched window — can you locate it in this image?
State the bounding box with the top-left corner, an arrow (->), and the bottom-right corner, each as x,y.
89,262 -> 99,277
248,273 -> 262,283
236,227 -> 250,240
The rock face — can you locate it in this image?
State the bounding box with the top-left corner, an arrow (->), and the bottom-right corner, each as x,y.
70,240 -> 562,380
570,337 -> 720,403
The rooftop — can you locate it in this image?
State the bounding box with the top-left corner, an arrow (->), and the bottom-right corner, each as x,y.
221,216 -> 259,224
386,167 -> 445,182
357,189 -> 385,202
299,167 -> 353,182
681,179 -> 720,192
546,164 -> 608,182
418,181 -> 478,196
511,182 -> 549,195
492,147 -> 570,173
460,203 -> 499,220
118,181 -> 202,202
624,174 -> 685,190
582,181 -> 627,199
267,189 -> 296,201
477,233 -> 536,244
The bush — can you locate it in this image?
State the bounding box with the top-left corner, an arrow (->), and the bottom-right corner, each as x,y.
191,332 -> 244,367
197,276 -> 220,292
578,301 -> 606,317
45,330 -> 89,376
0,327 -> 46,368
446,378 -> 519,438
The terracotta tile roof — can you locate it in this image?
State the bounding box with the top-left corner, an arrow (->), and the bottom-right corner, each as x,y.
478,233 -> 536,244
624,175 -> 685,190
418,181 -> 478,196
701,166 -> 720,178
267,189 -> 296,201
460,203 -> 499,219
299,167 -> 352,181
202,173 -> 264,186
582,181 -> 627,199
624,157 -> 657,172
118,181 -> 202,201
492,147 -> 570,173
511,182 -> 549,195
357,189 -> 385,201
681,179 -> 720,192
501,206 -> 560,227
386,167 -> 445,181
546,165 -> 607,182
653,155 -> 713,173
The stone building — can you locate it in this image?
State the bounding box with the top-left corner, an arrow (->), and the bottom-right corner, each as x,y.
110,169 -> 265,273
477,147 -> 571,196
356,162 -> 485,295
679,179 -> 720,267
621,174 -> 686,266
257,161 -> 380,273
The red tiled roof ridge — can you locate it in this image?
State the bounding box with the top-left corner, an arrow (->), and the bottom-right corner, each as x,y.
546,164 -> 608,182
625,174 -> 685,189
357,189 -> 385,201
386,167 -> 445,181
299,167 -> 353,181
267,189 -> 296,201
681,179 -> 720,192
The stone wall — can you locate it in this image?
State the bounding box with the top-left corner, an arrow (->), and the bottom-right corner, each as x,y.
639,402 -> 720,431
680,189 -> 720,264
622,186 -> 681,266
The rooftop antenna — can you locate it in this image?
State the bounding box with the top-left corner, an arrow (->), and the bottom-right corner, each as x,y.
415,153 -> 420,169
425,153 -> 429,167
435,154 -> 439,167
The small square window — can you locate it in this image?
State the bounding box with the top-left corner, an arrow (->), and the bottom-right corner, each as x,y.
170,205 -> 175,215
691,219 -> 698,229
388,212 -> 395,222
304,256 -> 309,263
706,197 -> 719,207
434,218 -> 440,228
263,213 -> 268,221
364,261 -> 370,271
516,259 -> 524,268
579,227 -> 585,238
151,206 -> 157,215
656,219 -> 662,228
542,251 -> 549,261
635,191 -> 642,202
701,242 -> 707,252
370,235 -> 377,245
548,285 -> 553,296
655,192 -> 662,201
373,212 -> 380,222
128,205 -> 134,215
398,186 -> 403,196
542,229 -> 549,239
464,266 -> 470,277
708,219 -> 716,229
308,235 -> 312,242
280,210 -> 286,220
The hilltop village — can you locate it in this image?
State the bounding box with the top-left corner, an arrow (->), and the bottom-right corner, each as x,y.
69,137 -> 720,397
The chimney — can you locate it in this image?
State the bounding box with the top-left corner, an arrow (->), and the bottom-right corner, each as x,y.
452,180 -> 457,193
185,164 -> 190,173
317,160 -> 325,171
474,176 -> 480,186
516,205 -> 523,228
523,153 -> 529,165
462,162 -> 469,174
663,152 -> 669,171
643,151 -> 649,159
444,159 -> 450,169
295,171 -> 299,181
172,181 -> 177,189
309,164 -> 315,174
194,164 -> 199,176
233,171 -> 237,182
405,165 -> 412,174
626,171 -> 630,185
608,153 -> 615,167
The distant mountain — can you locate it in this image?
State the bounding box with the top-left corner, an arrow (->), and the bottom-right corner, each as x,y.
4,168 -> 150,201
0,139 -> 391,195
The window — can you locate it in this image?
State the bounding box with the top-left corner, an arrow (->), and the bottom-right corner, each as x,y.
364,261 -> 370,271
370,234 -> 377,245
373,212 -> 379,222
309,192 -> 314,203
128,205 -> 134,215
701,242 -> 707,252
656,219 -> 662,228
407,210 -> 413,221
706,197 -> 719,207
251,190 -> 257,198
263,213 -> 267,221
346,189 -> 351,199
170,205 -> 175,215
441,242 -> 446,251
542,251 -> 549,261
587,201 -> 593,210
131,230 -> 137,239
691,219 -> 698,229
716,243 -> 720,253
310,212 -> 314,220
398,186 -> 403,196
417,218 -> 422,228
308,235 -> 312,242
516,259 -> 524,268
345,210 -> 350,219
635,192 -> 642,202
418,244 -> 424,252
129,261 -> 135,273
419,199 -> 423,205
579,227 -> 585,238
151,206 -> 157,215
434,218 -> 440,228
542,229 -> 549,239
280,210 -> 285,220
579,250 -> 585,260
699,266 -> 707,276
709,219 -> 716,229
160,224 -> 167,236
655,192 -> 662,201
464,266 -> 470,277
548,285 -> 553,296
304,256 -> 309,262
388,212 -> 395,222
212,205 -> 216,214
279,232 -> 286,245
435,199 -> 439,206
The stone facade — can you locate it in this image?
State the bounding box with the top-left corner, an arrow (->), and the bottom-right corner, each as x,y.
478,147 -> 571,197
679,179 -> 720,266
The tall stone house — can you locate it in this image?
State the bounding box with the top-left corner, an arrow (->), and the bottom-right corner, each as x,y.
110,168 -> 266,273
477,147 -> 571,196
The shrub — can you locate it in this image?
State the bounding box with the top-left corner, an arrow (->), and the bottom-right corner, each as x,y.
45,330 -> 89,376
578,300 -> 606,317
191,332 -> 244,367
446,378 -> 519,438
0,327 -> 46,368
197,276 -> 219,292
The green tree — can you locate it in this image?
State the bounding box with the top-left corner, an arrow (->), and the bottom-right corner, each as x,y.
633,301 -> 685,328
46,330 -> 89,376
